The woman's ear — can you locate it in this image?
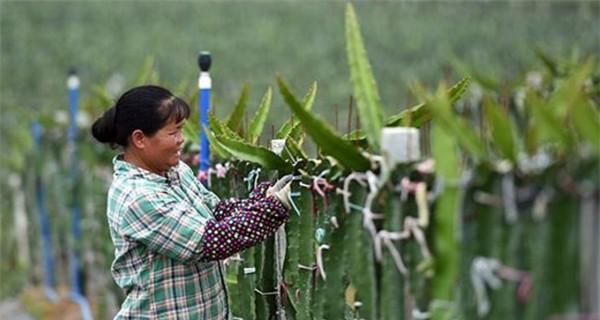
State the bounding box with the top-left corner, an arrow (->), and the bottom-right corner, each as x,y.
130,129 -> 146,149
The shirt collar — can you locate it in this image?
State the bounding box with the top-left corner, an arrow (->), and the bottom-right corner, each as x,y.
113,154 -> 180,186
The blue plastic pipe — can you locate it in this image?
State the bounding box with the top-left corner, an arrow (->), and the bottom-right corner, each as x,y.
31,122 -> 59,302
197,52 -> 212,177
67,69 -> 93,320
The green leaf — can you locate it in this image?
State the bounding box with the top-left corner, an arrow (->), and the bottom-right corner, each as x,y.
276,82 -> 318,139
288,121 -> 304,143
182,116 -> 232,159
448,76 -> 471,104
386,77 -> 470,127
183,121 -> 199,144
483,97 -> 518,161
525,123 -> 539,155
91,85 -> 114,107
204,127 -> 232,159
186,90 -> 199,121
548,58 -> 594,119
526,90 -> 571,148
428,84 -> 486,162
173,78 -> 191,97
248,87 -> 272,144
345,3 -> 384,149
133,56 -> 159,85
451,58 -> 499,91
278,76 -> 370,171
291,82 -> 317,144
276,117 -> 295,139
572,99 -> 600,155
285,136 -> 307,161
301,81 -> 318,111
214,133 -> 292,173
209,112 -> 244,142
385,103 -> 428,128
226,84 -> 249,132
534,46 -> 559,76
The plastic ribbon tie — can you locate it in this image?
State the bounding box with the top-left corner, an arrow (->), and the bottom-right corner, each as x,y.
415,182 -> 430,227
473,191 -> 503,207
400,176 -> 418,201
311,170 -> 335,209
312,174 -> 335,199
329,216 -> 339,229
362,171 -> 385,244
412,309 -> 431,319
254,288 -> 278,296
404,217 -> 432,260
501,172 -> 518,223
223,253 -> 244,265
533,187 -> 553,221
471,257 -> 502,317
316,244 -> 330,280
471,256 -> 532,315
376,230 -> 408,275
197,170 -> 208,183
416,158 -> 435,174
342,172 -> 368,213
375,217 -> 432,275
243,168 -> 261,191
346,202 -> 364,212
299,182 -> 311,189
282,143 -> 299,164
298,264 -> 317,271
215,163 -> 228,178
287,191 -> 301,216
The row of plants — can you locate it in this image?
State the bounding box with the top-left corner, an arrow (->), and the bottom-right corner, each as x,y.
180,4 -> 599,319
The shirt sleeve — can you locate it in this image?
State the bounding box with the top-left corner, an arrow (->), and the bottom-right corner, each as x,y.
120,191 -> 209,263
200,195 -> 289,261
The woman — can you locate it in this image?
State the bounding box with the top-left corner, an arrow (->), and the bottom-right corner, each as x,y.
91,85 -> 291,319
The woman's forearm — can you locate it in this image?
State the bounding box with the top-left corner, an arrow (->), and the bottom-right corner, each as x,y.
200,195 -> 289,261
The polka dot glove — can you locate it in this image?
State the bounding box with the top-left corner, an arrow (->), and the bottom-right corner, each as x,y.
211,182 -> 274,221
200,183 -> 290,261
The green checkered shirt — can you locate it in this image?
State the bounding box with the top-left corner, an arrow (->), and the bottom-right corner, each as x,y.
107,155 -> 230,319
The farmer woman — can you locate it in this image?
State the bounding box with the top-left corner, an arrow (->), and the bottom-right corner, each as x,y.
91,85 -> 291,319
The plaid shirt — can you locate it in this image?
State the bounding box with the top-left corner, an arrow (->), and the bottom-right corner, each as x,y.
107,155 -> 288,319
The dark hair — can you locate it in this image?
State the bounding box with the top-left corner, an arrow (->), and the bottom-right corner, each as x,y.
91,85 -> 190,147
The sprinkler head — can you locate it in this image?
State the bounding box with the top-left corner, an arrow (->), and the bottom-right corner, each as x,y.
198,52 -> 211,72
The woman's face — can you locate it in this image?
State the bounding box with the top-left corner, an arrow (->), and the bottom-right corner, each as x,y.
141,118 -> 185,173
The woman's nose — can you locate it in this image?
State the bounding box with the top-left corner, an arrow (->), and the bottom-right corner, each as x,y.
176,132 -> 185,145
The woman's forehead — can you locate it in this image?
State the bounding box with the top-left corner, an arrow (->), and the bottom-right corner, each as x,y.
164,117 -> 186,128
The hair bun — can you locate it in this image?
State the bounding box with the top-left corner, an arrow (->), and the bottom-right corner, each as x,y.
91,106 -> 117,144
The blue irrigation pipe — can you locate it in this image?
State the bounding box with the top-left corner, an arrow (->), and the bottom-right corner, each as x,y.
31,122 -> 59,302
197,52 -> 212,179
67,69 -> 93,320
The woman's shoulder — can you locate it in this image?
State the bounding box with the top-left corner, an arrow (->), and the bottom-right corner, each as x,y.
176,160 -> 195,178
108,171 -> 167,206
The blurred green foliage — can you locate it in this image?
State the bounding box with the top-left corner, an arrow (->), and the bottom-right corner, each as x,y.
1,1 -> 599,119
